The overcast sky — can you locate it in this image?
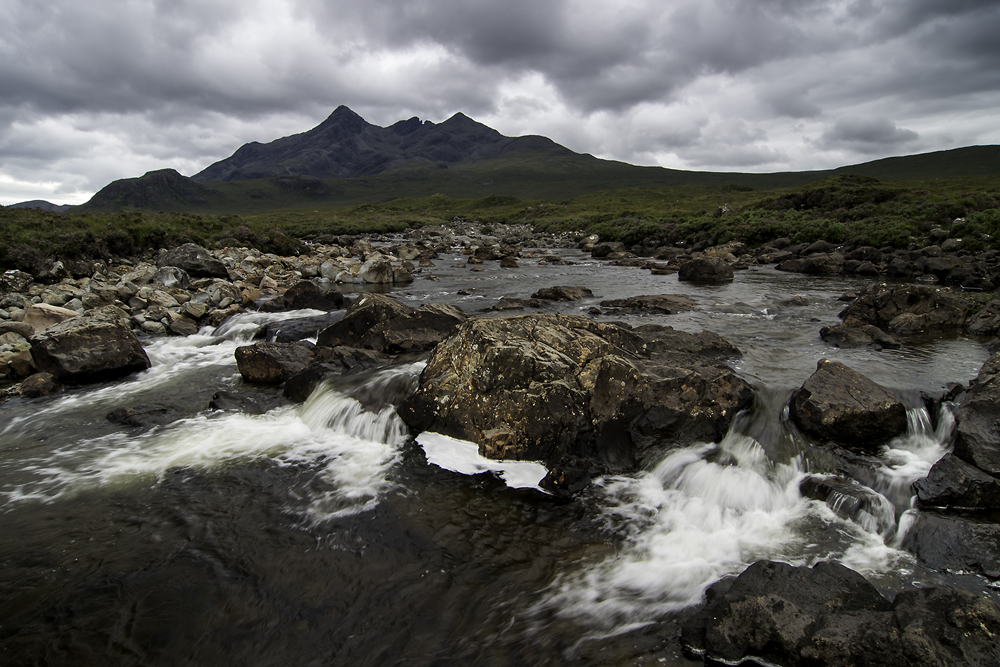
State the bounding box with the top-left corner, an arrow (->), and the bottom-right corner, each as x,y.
2,0 -> 999,205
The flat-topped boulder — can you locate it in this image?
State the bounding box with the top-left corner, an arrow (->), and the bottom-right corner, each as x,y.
399,314 -> 753,474
29,306 -> 150,383
838,283 -> 978,334
677,256 -> 734,282
599,294 -> 696,314
789,359 -> 906,450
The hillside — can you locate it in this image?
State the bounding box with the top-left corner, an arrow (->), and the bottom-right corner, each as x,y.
74,106 -> 1000,214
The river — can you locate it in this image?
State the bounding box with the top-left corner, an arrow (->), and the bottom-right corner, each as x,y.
0,248 -> 995,665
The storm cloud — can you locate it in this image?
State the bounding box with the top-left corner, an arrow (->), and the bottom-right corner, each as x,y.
1,0 -> 998,204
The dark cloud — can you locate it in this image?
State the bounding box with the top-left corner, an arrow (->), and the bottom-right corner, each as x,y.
0,0 -> 997,204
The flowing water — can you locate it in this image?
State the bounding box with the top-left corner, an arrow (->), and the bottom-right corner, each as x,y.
0,249 -> 995,665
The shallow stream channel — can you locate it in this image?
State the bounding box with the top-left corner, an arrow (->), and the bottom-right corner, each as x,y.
1,248 -> 995,665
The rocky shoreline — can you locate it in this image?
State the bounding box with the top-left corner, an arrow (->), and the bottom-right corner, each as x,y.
3,222 -> 1000,665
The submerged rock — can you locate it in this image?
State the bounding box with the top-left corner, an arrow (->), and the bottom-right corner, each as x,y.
819,322 -> 901,350
789,359 -> 906,450
29,306 -> 151,383
398,314 -> 752,473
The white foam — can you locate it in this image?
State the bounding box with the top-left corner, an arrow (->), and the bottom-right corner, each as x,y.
416,432 -> 549,491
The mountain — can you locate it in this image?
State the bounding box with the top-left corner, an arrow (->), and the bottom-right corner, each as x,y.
192,105 -> 578,182
8,200 -> 75,213
76,106 -> 1000,213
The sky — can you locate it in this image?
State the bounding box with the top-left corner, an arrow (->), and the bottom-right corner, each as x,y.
2,0 -> 999,206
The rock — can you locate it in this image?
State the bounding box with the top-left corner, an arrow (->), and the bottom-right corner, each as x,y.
157,243 -> 229,278
152,266 -> 191,289
106,406 -> 174,428
914,453 -> 1000,509
0,321 -> 36,340
208,390 -> 274,415
901,511 -> 1000,580
361,304 -> 467,354
19,372 -> 62,398
838,283 -> 976,333
398,314 -> 753,473
5,349 -> 35,377
254,312 -> 345,344
1,269 -> 33,293
682,559 -> 1000,667
259,280 -> 349,312
530,285 -> 593,301
966,294 -> 1000,336
168,317 -> 200,337
181,301 -> 207,319
598,294 -> 696,314
490,297 -> 544,311
591,241 -> 626,258
953,352 -> 1000,475
316,294 -> 413,348
819,322 -> 901,349
22,304 -> 79,332
789,359 -> 906,450
677,256 -> 734,282
499,256 -> 519,268
357,255 -> 394,283
28,306 -> 151,383
234,341 -> 316,384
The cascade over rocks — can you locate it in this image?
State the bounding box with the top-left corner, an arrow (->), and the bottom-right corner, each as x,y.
789,359 -> 906,449
28,305 -> 151,383
398,314 -> 753,474
681,560 -> 1000,667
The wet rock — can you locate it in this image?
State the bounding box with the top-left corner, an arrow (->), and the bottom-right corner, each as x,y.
800,474 -> 897,535
789,359 -> 907,450
838,283 -> 976,333
953,352 -> 1000,475
901,511 -> 1000,580
316,293 -> 413,348
168,316 -> 200,337
259,280 -> 349,312
356,255 -> 395,283
677,256 -> 734,282
591,241 -> 626,258
499,256 -> 519,268
29,306 -> 150,383
799,252 -> 845,275
208,390 -> 273,415
399,314 -> 753,473
682,559 -> 1000,667
361,303 -> 467,354
157,243 -> 229,279
489,296 -> 543,311
530,286 -> 593,301
599,294 -> 696,314
282,348 -> 393,402
819,322 -> 901,350
234,341 -> 316,383
18,372 -> 62,398
106,406 -> 174,428
254,312 -> 345,343
966,294 -> 1000,336
914,453 -> 1000,509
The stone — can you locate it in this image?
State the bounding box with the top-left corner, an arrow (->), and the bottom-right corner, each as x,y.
819,322 -> 900,350
953,352 -> 1000,475
356,255 -> 394,284
599,294 -> 696,314
18,372 -> 62,398
914,453 -> 1000,509
168,317 -> 200,337
399,314 -> 753,473
590,241 -> 627,258
157,243 -> 229,278
282,348 -> 394,402
0,321 -> 36,340
966,294 -> 1000,336
234,341 -> 316,384
258,280 -> 349,312
838,283 -> 976,333
361,303 -> 468,354
789,359 -> 906,450
22,303 -> 79,332
1,269 -> 33,294
682,559 -> 1000,667
316,294 -> 413,348
254,312 -> 345,344
152,266 -> 191,289
901,511 -> 1000,580
530,285 -> 593,301
28,306 -> 151,383
677,256 -> 734,282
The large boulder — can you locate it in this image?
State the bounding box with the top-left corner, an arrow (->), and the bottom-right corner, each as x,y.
677,256 -> 734,282
914,453 -> 1000,509
838,283 -> 977,334
966,295 -> 1000,336
530,286 -> 593,301
234,341 -> 315,383
901,511 -> 1000,580
398,314 -> 753,472
682,560 -> 1000,667
819,322 -> 900,350
259,280 -> 349,312
28,306 -> 151,383
316,294 -> 413,348
157,243 -> 228,279
22,303 -> 79,332
253,312 -> 345,343
953,351 -> 1000,476
789,359 -> 906,450
360,303 -> 467,354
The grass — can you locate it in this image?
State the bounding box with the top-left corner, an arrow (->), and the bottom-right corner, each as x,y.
3,172 -> 999,274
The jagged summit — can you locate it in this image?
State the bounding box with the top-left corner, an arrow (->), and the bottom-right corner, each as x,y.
191,106 -> 547,183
